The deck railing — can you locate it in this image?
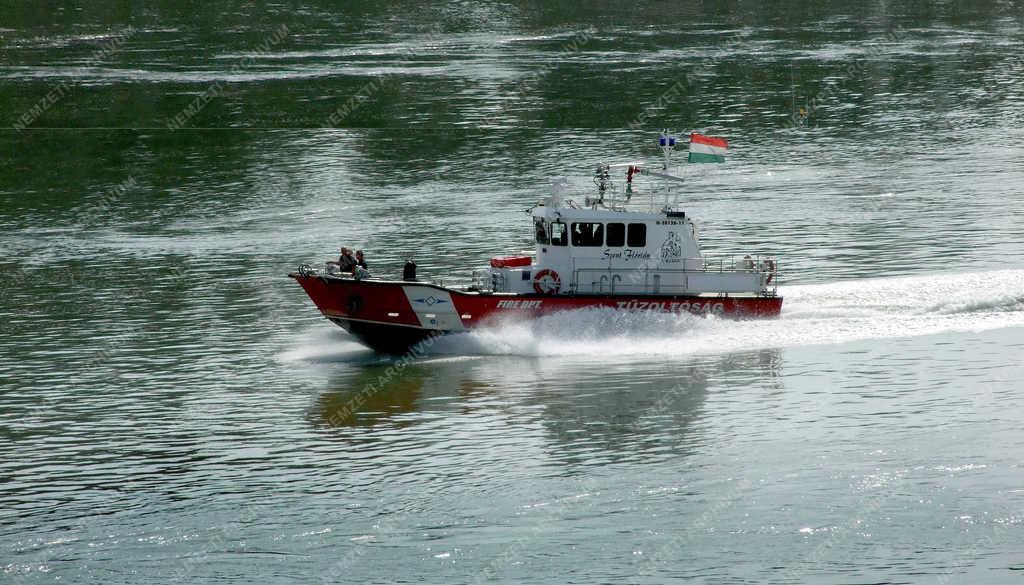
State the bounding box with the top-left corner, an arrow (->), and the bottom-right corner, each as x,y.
302,258 -> 780,296
573,256 -> 779,296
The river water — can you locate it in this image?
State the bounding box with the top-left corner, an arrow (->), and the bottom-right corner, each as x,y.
2,2 -> 1024,583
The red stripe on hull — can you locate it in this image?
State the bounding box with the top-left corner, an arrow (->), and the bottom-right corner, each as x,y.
450,294 -> 781,320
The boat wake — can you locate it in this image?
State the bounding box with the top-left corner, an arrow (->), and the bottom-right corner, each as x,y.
428,270 -> 1024,357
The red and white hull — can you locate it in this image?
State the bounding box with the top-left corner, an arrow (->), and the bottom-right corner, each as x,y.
291,273 -> 783,353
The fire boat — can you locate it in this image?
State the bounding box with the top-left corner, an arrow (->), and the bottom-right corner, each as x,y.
291,133 -> 782,353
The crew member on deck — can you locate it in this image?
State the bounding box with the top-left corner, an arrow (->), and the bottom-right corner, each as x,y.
403,259 -> 417,281
353,250 -> 371,280
327,247 -> 357,274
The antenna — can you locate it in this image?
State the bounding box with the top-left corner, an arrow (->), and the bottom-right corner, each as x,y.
594,164 -> 611,204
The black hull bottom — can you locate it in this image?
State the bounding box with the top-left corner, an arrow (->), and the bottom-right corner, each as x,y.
329,317 -> 444,354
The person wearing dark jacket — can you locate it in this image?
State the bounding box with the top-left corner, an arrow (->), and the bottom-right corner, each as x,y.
327,247 -> 357,273
403,259 -> 417,281
355,250 -> 368,270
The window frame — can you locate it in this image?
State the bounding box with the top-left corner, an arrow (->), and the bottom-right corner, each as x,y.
627,223 -> 647,247
549,221 -> 568,246
534,219 -> 549,245
606,222 -> 625,247
571,222 -> 605,247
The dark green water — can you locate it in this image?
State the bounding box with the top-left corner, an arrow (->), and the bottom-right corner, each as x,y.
3,2 -> 1024,583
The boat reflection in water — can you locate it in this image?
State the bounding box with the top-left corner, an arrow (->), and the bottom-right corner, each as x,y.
310,349 -> 782,468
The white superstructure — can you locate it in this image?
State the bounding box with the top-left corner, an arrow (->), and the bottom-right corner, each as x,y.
480,135 -> 778,298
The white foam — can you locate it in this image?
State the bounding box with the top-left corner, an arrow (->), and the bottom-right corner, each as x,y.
427,270 -> 1024,357
277,328 -> 371,363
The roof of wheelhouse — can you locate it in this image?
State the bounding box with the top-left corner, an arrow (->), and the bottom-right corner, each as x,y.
531,205 -> 685,221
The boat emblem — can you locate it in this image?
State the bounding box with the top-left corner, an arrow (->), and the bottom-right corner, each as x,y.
660,232 -> 682,262
414,296 -> 448,306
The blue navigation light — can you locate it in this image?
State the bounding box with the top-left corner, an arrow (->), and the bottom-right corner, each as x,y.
659,136 -> 667,146
668,136 -> 677,146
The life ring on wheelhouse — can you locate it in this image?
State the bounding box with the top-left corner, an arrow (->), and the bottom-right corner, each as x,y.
532,269 -> 561,294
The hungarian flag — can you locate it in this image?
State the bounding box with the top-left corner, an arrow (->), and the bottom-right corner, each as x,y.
688,133 -> 728,163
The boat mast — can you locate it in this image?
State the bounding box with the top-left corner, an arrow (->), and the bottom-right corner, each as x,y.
657,130 -> 683,210
659,130 -> 676,170
590,132 -> 690,212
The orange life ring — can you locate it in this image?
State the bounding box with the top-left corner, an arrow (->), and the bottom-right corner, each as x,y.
533,269 -> 561,294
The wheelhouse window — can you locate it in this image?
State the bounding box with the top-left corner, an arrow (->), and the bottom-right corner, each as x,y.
606,223 -> 625,247
627,223 -> 647,247
535,219 -> 549,244
571,222 -> 604,247
550,221 -> 568,246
